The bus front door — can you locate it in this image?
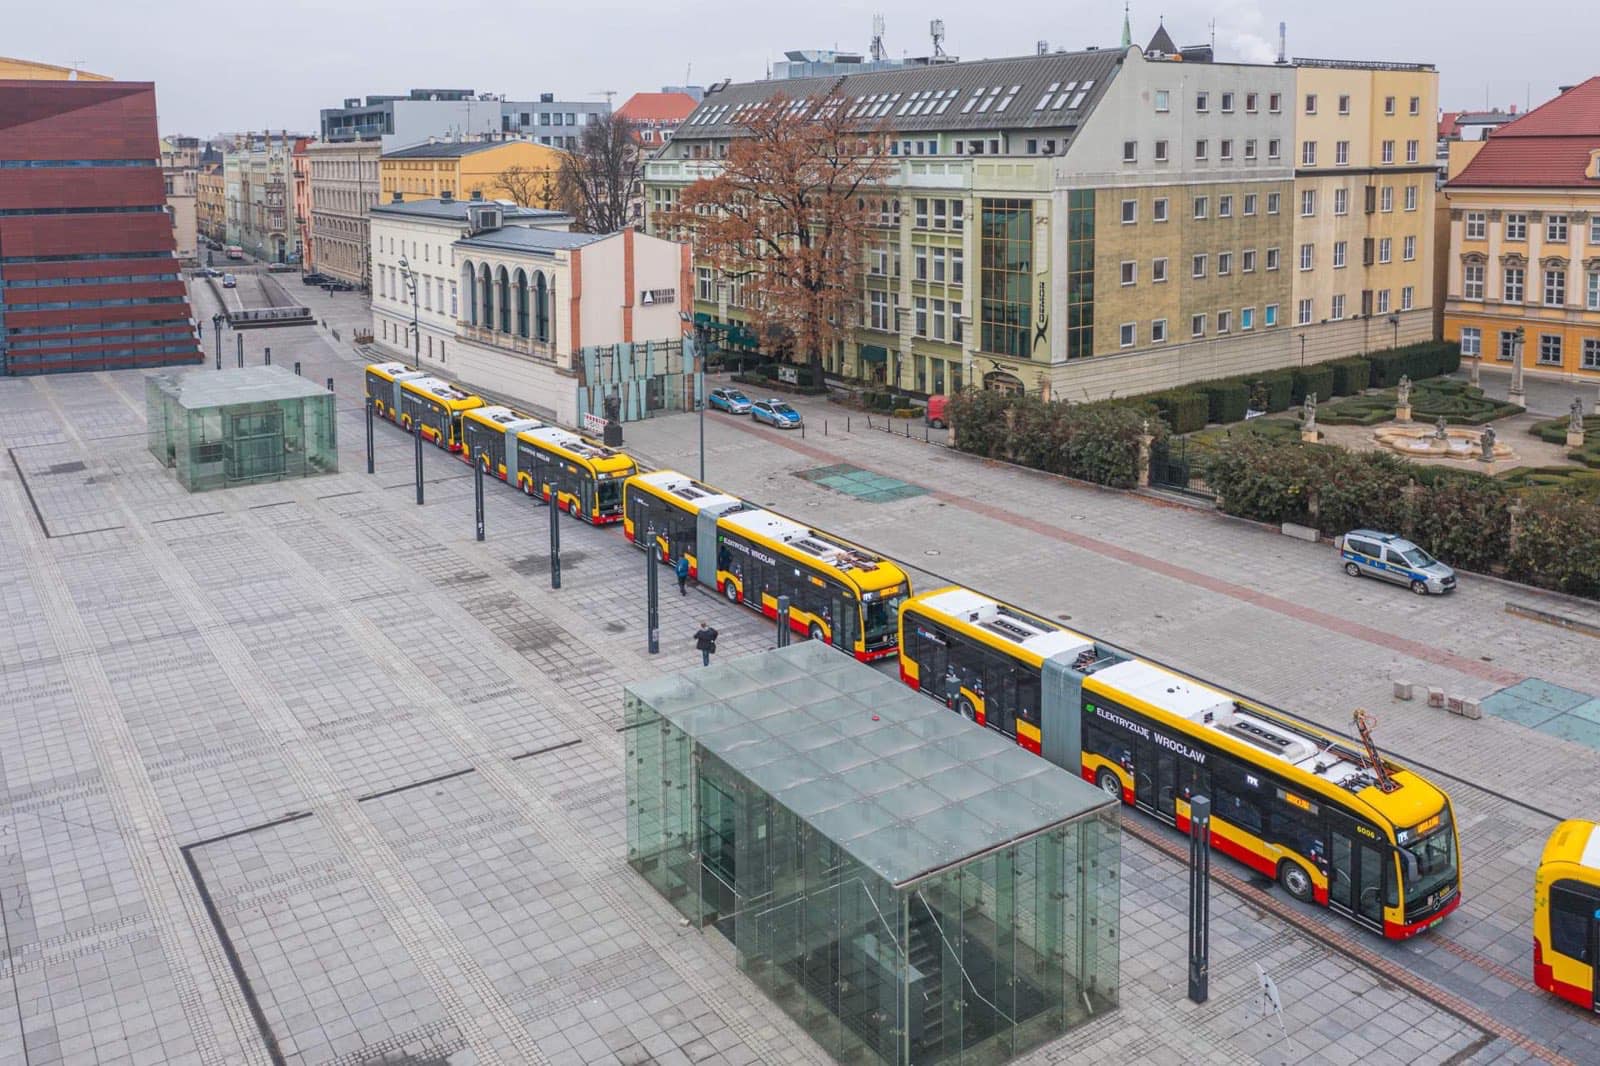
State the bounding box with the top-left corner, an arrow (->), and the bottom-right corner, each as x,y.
829,589 -> 858,651
1591,908 -> 1600,1012
578,476 -> 596,522
1328,822 -> 1386,930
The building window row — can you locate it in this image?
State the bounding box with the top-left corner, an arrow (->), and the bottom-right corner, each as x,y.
1167,89 -> 1283,115
1306,93 -> 1421,117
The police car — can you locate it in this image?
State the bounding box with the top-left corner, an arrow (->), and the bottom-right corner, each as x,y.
1337,529 -> 1457,595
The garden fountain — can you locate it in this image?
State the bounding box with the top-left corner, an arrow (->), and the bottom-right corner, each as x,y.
1372,416 -> 1515,462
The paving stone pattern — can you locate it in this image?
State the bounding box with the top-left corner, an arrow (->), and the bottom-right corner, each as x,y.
0,280 -> 1575,1066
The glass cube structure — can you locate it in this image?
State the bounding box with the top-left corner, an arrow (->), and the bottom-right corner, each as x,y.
146,366 -> 338,492
626,642 -> 1119,1065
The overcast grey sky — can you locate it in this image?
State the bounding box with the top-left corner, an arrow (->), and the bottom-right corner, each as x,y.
10,0 -> 1594,135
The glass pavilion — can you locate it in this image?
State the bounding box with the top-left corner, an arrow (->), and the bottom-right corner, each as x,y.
626,642 -> 1120,1065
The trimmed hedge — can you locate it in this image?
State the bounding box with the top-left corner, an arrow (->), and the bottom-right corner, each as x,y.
1367,341 -> 1460,388
949,390 -> 1162,489
1330,358 -> 1370,397
1152,391 -> 1209,435
1203,437 -> 1600,599
1258,372 -> 1294,413
1202,380 -> 1251,424
1292,365 -> 1335,405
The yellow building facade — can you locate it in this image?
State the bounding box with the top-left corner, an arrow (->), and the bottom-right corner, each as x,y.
0,56 -> 110,80
1292,62 -> 1439,361
379,140 -> 567,208
1441,77 -> 1600,381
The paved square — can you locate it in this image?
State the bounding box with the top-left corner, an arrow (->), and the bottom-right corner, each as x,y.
0,279 -> 1589,1066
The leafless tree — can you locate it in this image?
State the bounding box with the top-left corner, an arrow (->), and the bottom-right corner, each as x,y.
559,114 -> 644,234
491,164 -> 558,209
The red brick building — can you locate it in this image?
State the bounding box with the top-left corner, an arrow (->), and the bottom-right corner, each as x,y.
0,73 -> 201,375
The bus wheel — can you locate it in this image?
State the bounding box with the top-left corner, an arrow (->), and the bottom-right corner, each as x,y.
1278,861 -> 1313,903
1095,769 -> 1122,801
957,696 -> 977,722
1344,562 -> 1361,578
808,622 -> 825,644
724,583 -> 740,605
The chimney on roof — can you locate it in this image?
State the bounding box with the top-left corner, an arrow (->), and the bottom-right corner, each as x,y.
470,189 -> 483,201
392,191 -> 402,203
1277,22 -> 1288,65
1558,85 -> 1576,94
440,188 -> 453,202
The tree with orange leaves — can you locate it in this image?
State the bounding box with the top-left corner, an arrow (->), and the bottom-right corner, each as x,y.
662,94 -> 892,378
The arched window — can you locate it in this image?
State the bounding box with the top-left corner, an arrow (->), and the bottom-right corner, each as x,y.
479,264 -> 493,327
534,271 -> 549,342
462,261 -> 476,325
515,269 -> 530,338
496,266 -> 511,333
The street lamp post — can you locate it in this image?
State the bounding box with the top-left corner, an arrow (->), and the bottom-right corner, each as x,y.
680,311 -> 706,482
1509,325 -> 1526,407
398,255 -> 421,363
893,305 -> 912,394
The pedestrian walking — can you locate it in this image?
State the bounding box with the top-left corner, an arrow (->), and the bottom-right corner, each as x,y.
694,621 -> 718,667
675,555 -> 690,596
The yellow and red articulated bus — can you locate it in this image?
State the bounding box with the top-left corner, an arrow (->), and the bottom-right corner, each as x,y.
398,376 -> 482,452
899,585 -> 1463,941
512,425 -> 636,525
460,405 -> 543,481
1534,819 -> 1600,1011
715,508 -> 910,662
363,361 -> 425,423
621,469 -> 747,579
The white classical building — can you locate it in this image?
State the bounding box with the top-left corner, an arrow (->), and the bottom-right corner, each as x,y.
370,196 -> 691,425
369,195 -> 572,367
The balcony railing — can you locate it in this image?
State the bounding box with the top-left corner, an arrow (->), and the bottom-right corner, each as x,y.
459,323 -> 563,363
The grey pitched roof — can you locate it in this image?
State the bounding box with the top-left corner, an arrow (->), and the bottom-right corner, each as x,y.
455,227 -> 607,255
368,198 -> 572,224
381,140 -> 508,159
1146,22 -> 1178,55
673,48 -> 1125,139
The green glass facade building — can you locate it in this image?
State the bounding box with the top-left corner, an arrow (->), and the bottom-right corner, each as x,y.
147,365 -> 338,492
626,642 -> 1120,1065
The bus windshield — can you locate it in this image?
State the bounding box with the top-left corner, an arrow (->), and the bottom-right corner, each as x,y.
1401,809 -> 1458,908
863,593 -> 906,643
598,479 -> 622,511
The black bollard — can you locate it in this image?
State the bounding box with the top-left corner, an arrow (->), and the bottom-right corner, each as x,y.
294,361 -> 302,376
473,457 -> 485,542
775,595 -> 791,648
549,491 -> 561,590
236,334 -> 243,368
1188,794 -> 1212,1004
365,399 -> 375,475
264,346 -> 271,366
413,423 -> 424,505
645,526 -> 659,654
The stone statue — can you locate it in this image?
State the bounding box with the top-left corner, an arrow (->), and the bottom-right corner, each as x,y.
1435,415 -> 1448,440
1572,397 -> 1586,435
1303,392 -> 1318,430
1396,375 -> 1412,409
1480,425 -> 1497,462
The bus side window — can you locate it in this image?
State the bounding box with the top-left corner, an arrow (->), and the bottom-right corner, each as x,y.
1016,672 -> 1041,726
1550,882 -> 1600,962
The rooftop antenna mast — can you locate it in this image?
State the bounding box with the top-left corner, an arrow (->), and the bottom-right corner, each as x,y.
930,18 -> 947,60
1352,709 -> 1399,793
871,14 -> 887,63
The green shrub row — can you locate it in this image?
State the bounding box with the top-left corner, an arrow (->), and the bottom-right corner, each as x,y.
1366,342 -> 1461,388
1151,391 -> 1209,435
948,390 -> 1162,489
1203,438 -> 1600,598
1110,341 -> 1459,434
